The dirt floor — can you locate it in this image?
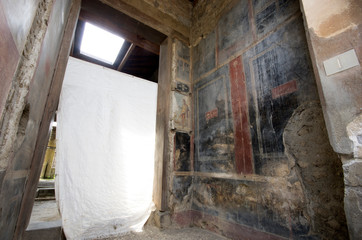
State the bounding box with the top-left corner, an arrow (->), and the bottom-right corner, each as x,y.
29,200 -> 228,239
104,226 -> 228,240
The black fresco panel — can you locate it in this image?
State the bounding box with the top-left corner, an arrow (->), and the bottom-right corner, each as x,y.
242,16 -> 318,174
192,31 -> 216,80
194,66 -> 235,173
175,132 -> 191,171
217,0 -> 252,63
254,0 -> 300,38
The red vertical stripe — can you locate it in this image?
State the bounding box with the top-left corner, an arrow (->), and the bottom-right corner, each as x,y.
229,56 -> 253,174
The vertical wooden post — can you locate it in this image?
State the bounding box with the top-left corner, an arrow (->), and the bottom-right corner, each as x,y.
153,37 -> 173,212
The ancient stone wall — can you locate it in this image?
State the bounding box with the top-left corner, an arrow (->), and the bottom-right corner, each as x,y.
143,0 -> 192,29
0,0 -> 72,239
299,1 -> 362,238
300,0 -> 361,155
170,0 -> 348,239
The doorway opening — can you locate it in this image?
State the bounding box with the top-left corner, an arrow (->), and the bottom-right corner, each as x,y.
27,0 -> 166,238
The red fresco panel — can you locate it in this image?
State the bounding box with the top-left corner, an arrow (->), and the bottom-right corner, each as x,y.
272,79 -> 298,99
229,56 -> 253,174
172,210 -> 193,227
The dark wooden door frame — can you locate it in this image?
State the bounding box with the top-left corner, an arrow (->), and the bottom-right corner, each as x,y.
14,1 -> 81,239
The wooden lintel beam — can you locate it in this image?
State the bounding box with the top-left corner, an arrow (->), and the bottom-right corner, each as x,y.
100,0 -> 189,45
117,43 -> 135,71
79,11 -> 160,55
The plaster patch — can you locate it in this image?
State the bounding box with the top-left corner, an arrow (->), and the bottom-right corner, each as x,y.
302,0 -> 361,38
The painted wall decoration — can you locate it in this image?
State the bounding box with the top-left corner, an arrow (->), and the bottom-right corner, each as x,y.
172,92 -> 191,130
254,0 -> 299,37
173,176 -> 192,204
175,81 -> 190,94
194,66 -> 235,173
174,132 -> 191,171
191,176 -> 309,238
183,0 -> 345,239
174,39 -> 190,84
217,0 -> 252,64
192,31 -> 216,80
229,57 -> 253,174
176,59 -> 190,82
242,16 -> 319,174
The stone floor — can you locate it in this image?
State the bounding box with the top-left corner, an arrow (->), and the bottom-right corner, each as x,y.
103,226 -> 228,240
25,200 -> 62,240
29,200 -> 60,223
29,200 -> 227,239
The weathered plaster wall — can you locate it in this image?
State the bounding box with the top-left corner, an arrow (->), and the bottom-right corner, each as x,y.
299,0 -> 362,238
300,0 -> 361,154
152,37 -> 193,227
169,39 -> 193,215
190,0 -> 237,46
0,0 -> 40,125
100,0 -> 191,44
0,0 -> 72,239
169,0 -> 348,239
143,0 -> 192,29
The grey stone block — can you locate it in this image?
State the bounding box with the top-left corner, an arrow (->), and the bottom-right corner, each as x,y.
24,220 -> 63,240
344,187 -> 362,240
154,211 -> 171,229
343,159 -> 362,187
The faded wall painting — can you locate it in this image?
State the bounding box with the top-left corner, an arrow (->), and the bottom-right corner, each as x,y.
217,0 -> 252,64
242,16 -> 319,173
174,132 -> 191,171
253,0 -> 299,37
175,81 -> 190,94
172,92 -> 191,131
176,59 -> 190,83
194,66 -> 235,173
174,39 -> 190,84
192,31 -> 216,80
229,57 -> 253,174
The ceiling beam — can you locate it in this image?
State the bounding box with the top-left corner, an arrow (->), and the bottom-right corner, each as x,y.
117,43 -> 135,71
100,0 -> 190,44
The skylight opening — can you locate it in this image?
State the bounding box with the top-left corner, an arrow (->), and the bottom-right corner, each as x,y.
80,22 -> 124,65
